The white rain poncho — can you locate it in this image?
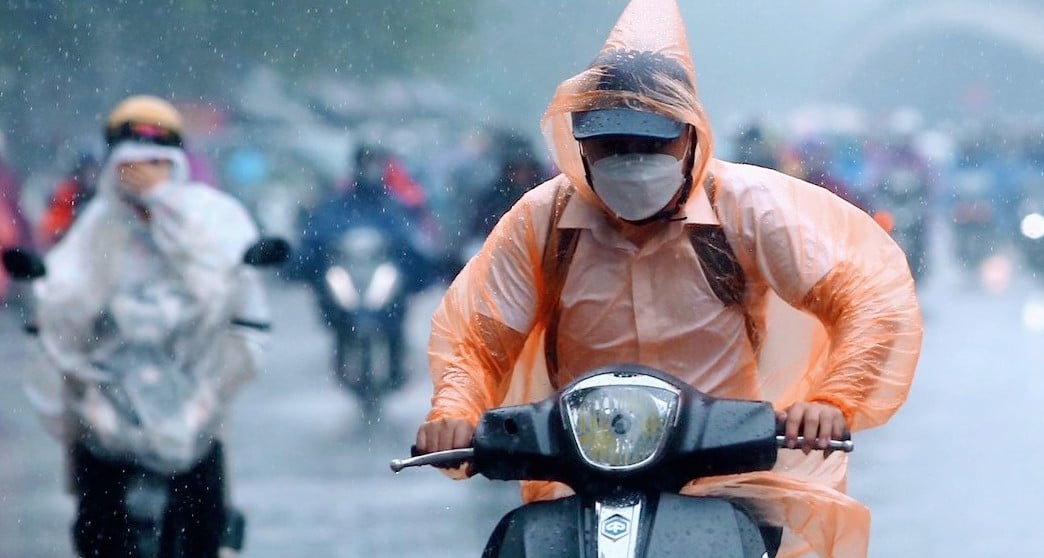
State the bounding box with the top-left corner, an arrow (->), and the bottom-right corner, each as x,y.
425,1 -> 922,556
28,140 -> 269,477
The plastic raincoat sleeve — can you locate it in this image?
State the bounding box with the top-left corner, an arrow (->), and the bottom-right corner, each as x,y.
203,266 -> 270,403
142,182 -> 261,330
715,163 -> 922,429
34,201 -> 126,385
426,187 -> 550,426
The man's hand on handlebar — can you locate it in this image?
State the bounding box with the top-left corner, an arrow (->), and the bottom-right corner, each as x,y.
414,418 -> 476,475
776,401 -> 847,455
415,417 -> 475,455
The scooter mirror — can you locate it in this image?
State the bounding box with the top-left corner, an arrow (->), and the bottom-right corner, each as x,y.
1,248 -> 47,280
243,237 -> 291,267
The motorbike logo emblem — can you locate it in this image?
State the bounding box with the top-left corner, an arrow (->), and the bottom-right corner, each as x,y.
601,514 -> 630,541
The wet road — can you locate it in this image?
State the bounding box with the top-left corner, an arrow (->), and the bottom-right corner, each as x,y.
2,224 -> 1043,557
847,232 -> 1044,556
0,279 -> 519,558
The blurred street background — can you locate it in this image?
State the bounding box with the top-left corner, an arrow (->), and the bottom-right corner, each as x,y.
3,1 -> 1044,556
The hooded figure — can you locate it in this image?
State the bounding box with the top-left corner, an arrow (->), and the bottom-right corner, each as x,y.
29,94 -> 269,557
415,2 -> 921,557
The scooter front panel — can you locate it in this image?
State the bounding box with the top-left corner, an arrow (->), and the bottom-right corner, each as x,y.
595,496 -> 644,558
481,497 -> 583,558
643,493 -> 774,558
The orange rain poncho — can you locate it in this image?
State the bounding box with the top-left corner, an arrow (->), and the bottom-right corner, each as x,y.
425,1 -> 922,556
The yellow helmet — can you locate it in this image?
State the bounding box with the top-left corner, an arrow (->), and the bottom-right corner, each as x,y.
104,95 -> 184,148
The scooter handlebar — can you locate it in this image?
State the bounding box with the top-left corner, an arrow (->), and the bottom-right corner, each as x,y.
775,436 -> 854,453
389,448 -> 475,473
390,435 -> 853,473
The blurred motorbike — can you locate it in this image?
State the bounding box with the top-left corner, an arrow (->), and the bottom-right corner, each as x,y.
391,364 -> 852,558
872,168 -> 930,281
950,169 -> 997,271
2,237 -> 288,558
318,225 -> 409,419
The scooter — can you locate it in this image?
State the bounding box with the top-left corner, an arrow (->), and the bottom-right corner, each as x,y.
391,364 -> 851,558
2,236 -> 288,558
317,225 -> 409,419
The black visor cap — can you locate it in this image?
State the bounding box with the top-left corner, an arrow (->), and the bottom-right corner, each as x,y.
572,108 -> 685,141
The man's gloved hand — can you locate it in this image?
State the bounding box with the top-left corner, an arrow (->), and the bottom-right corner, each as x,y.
776,401 -> 847,455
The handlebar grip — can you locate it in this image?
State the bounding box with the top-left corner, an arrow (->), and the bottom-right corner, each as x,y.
775,435 -> 854,452
390,448 -> 475,473
775,421 -> 851,441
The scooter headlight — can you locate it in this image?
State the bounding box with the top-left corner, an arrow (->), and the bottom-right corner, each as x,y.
561,373 -> 680,471
363,263 -> 401,309
325,266 -> 360,310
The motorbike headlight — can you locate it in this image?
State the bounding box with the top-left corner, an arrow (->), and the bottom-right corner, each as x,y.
325,266 -> 360,309
364,263 -> 401,309
561,373 -> 680,471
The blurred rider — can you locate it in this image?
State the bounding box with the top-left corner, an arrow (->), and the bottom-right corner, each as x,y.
31,95 -> 269,558
291,143 -> 437,390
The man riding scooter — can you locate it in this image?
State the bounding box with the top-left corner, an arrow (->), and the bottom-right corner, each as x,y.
26,95 -> 271,558
412,0 -> 922,555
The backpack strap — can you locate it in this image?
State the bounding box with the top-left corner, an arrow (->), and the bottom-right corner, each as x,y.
540,182 -> 579,387
685,176 -> 746,305
687,175 -> 758,347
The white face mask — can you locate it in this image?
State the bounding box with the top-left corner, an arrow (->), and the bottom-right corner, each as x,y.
588,153 -> 684,222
